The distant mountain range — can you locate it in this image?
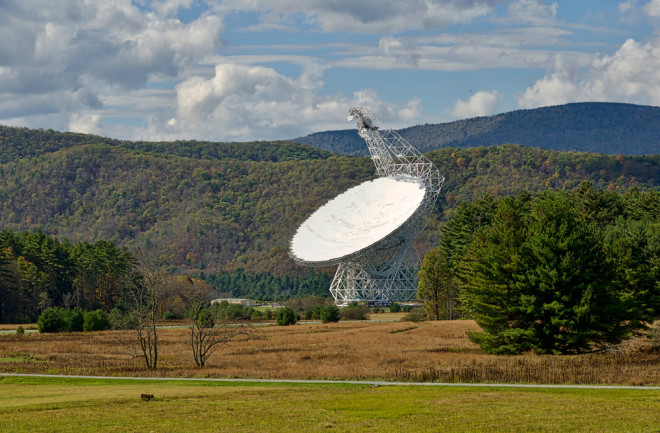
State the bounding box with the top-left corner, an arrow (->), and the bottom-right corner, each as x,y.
292,102 -> 660,156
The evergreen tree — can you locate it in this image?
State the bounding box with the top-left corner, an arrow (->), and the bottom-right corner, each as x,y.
570,181 -> 623,228
440,194 -> 498,271
458,194 -> 531,353
319,305 -> 340,323
276,307 -> 297,326
37,307 -> 68,333
516,193 -> 630,353
461,192 -> 643,354
603,218 -> 660,324
0,250 -> 20,323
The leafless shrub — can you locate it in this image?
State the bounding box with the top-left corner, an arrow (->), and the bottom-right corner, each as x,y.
649,320 -> 660,351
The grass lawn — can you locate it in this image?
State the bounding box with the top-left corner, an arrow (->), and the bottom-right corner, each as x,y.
1,376 -> 659,432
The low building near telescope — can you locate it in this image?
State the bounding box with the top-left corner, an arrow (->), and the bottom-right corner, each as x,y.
211,298 -> 259,307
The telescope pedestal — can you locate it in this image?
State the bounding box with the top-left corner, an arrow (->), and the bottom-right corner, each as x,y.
329,244 -> 421,306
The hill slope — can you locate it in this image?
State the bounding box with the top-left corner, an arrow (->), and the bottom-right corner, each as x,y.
293,102 -> 660,156
0,125 -> 333,163
0,126 -> 658,276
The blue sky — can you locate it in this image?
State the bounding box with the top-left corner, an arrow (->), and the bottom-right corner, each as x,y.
1,0 -> 659,141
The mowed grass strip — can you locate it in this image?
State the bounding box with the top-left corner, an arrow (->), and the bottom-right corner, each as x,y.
1,376 -> 659,433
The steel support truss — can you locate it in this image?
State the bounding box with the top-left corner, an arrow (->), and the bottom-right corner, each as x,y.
330,243 -> 421,306
327,107 -> 444,306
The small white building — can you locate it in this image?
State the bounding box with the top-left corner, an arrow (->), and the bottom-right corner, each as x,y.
211,298 -> 258,307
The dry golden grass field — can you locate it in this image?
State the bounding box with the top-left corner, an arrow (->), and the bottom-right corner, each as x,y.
1,318 -> 659,385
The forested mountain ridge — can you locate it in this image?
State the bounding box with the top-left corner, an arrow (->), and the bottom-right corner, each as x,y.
0,126 -> 658,276
293,102 -> 660,156
0,125 -> 332,163
0,142 -> 373,276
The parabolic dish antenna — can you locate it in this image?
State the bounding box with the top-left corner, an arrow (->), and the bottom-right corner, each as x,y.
290,176 -> 426,264
290,107 -> 444,306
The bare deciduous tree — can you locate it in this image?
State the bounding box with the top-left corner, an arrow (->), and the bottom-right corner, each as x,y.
185,278 -> 250,368
124,251 -> 167,370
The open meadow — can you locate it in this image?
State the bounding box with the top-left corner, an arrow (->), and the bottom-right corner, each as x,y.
1,319 -> 659,386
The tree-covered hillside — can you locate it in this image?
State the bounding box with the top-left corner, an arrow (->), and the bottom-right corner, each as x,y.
293,103 -> 660,156
0,142 -> 373,276
0,125 -> 332,163
0,126 -> 658,277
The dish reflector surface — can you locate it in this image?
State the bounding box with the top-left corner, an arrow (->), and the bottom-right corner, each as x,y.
290,176 -> 426,264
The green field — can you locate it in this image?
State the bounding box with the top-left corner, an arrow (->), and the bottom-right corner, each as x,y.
1,376 -> 658,432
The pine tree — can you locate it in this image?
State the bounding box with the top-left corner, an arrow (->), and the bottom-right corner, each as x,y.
460,192 -> 643,354
440,194 -> 498,271
0,250 -> 21,323
516,193 -> 629,353
603,218 -> 660,325
458,194 -> 531,354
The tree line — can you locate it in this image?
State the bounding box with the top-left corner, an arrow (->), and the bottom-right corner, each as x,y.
418,183 -> 660,354
0,227 -> 335,323
203,268 -> 332,301
0,228 -> 132,323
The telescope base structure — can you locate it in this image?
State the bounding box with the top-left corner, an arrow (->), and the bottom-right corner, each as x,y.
329,245 -> 421,306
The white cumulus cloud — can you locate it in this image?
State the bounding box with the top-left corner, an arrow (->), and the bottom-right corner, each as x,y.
69,112 -> 102,135
168,63 -> 420,139
151,0 -> 196,17
518,37 -> 660,108
0,0 -> 223,130
449,91 -> 505,119
378,36 -> 419,68
618,0 -> 637,13
644,0 -> 660,16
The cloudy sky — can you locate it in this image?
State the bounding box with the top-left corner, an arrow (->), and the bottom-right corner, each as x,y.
1,0 -> 660,141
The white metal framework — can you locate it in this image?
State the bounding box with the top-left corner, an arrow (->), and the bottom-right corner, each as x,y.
290,107 -> 444,306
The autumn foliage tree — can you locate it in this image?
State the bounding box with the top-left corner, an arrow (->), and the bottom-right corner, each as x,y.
417,247 -> 457,320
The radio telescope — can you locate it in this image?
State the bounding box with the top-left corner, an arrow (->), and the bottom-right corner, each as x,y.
290,107 -> 444,306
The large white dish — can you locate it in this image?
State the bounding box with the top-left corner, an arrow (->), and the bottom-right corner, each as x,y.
290,176 -> 426,265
